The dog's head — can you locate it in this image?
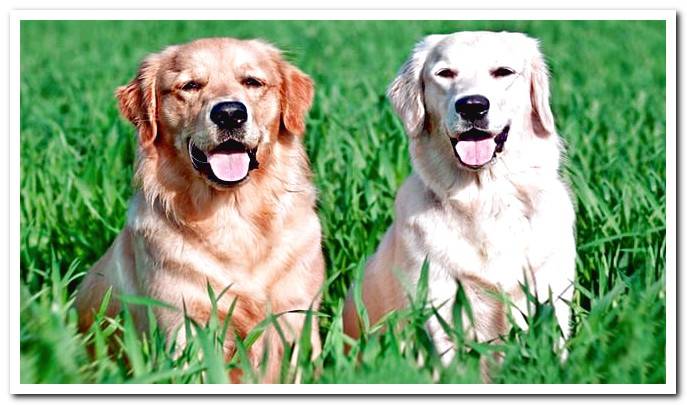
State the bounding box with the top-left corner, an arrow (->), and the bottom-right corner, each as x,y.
117,38 -> 313,191
388,31 -> 556,174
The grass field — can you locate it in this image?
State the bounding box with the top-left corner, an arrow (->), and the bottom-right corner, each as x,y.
19,20 -> 667,384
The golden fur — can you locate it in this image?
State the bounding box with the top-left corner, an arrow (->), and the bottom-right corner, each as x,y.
76,38 -> 324,383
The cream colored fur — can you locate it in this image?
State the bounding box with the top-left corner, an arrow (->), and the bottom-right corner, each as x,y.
343,32 -> 576,372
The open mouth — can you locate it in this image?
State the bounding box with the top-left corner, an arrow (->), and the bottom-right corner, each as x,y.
188,138 -> 259,187
449,125 -> 509,170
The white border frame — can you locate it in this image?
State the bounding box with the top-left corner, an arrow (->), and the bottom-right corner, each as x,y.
9,9 -> 676,395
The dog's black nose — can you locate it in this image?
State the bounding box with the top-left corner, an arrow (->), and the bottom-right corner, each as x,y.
455,95 -> 490,121
210,101 -> 248,130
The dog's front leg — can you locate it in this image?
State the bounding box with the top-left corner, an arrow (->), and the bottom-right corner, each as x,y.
427,275 -> 507,382
524,188 -> 576,355
251,310 -> 320,383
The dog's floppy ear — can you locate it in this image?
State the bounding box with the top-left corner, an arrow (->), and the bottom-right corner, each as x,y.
116,53 -> 164,148
529,41 -> 556,137
387,34 -> 446,137
280,60 -> 314,136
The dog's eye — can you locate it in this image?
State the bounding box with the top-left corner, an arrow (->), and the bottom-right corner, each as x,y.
492,67 -> 516,78
181,81 -> 202,91
436,68 -> 457,79
242,77 -> 264,88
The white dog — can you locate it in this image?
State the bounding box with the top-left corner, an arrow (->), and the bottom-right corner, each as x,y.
343,32 -> 576,366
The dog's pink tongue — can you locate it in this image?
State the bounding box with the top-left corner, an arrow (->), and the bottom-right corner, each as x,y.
455,138 -> 496,167
207,151 -> 250,182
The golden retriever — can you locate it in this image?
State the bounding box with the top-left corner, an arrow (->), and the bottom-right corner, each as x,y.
75,38 -> 324,383
343,32 -> 576,371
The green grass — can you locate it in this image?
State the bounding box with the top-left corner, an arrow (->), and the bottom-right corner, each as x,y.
19,20 -> 666,384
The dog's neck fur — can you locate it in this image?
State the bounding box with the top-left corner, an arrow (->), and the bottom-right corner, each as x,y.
131,134 -> 315,237
413,125 -> 563,219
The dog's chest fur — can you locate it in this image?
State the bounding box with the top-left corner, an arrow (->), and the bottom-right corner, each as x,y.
126,190 -> 312,308
401,173 -> 536,292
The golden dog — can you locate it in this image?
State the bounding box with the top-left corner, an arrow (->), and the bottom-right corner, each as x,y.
76,38 -> 324,383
